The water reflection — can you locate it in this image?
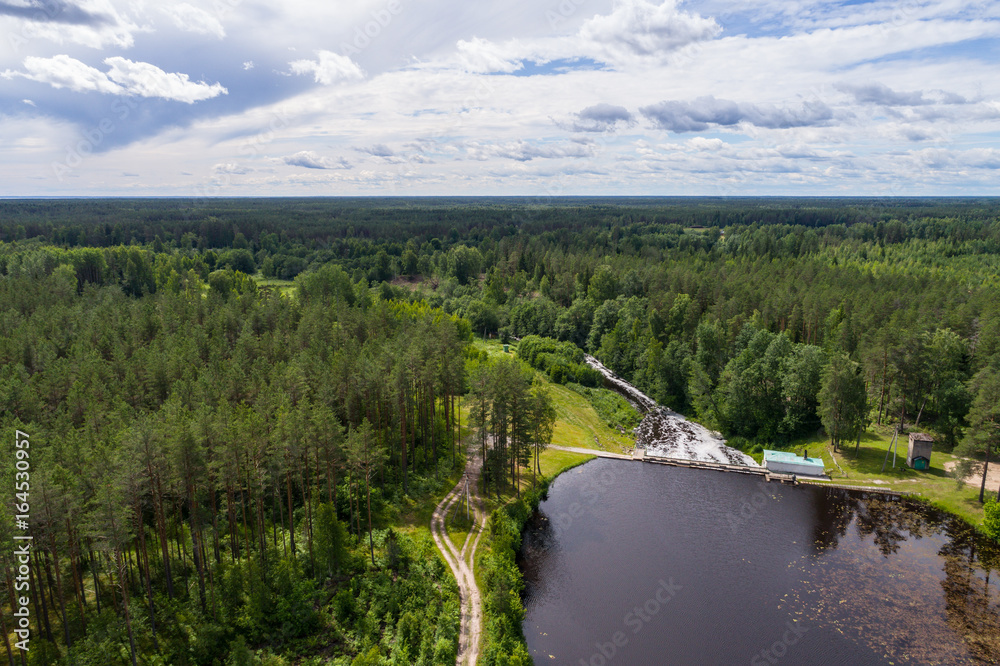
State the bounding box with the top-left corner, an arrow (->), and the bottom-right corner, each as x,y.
522,459 -> 1000,665
941,536 -> 1000,663
789,488 -> 1000,663
808,490 -> 935,556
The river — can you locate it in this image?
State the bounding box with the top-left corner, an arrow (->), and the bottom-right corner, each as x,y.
584,355 -> 756,466
521,458 -> 1000,665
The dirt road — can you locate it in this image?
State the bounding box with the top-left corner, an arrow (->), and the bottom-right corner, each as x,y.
431,448 -> 484,666
944,460 -> 1000,496
547,444 -> 632,460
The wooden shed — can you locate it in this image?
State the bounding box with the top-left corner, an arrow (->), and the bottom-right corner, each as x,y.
907,433 -> 933,470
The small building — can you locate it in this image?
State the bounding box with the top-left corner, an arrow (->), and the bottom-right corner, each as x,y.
907,433 -> 933,470
762,450 -> 825,477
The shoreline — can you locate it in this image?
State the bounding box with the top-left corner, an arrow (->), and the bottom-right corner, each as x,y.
532,445 -> 994,540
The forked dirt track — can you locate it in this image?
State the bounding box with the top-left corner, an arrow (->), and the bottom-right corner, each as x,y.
431,447 -> 485,666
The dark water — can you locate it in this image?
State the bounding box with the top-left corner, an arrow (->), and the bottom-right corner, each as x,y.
521,459 -> 1000,665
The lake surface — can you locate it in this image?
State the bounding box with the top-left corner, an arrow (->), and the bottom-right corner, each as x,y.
521,458 -> 1000,665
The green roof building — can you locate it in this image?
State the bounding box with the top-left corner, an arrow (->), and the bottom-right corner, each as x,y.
762,450 -> 826,477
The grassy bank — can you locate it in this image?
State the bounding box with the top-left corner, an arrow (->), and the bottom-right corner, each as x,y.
756,427 -> 991,527
475,445 -> 596,666
473,338 -> 634,455
465,339 -> 611,664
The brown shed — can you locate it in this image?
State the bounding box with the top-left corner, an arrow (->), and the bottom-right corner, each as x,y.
907,433 -> 933,470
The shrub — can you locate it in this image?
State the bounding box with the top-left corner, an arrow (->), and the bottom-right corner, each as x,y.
985,498 -> 1000,544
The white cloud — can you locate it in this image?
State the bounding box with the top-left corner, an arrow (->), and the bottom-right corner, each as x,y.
687,137 -> 726,151
289,50 -> 364,85
163,3 -> 225,39
283,150 -> 352,169
10,54 -> 125,94
1,0 -> 140,49
641,96 -> 834,132
3,54 -> 227,103
465,140 -> 595,161
446,0 -> 720,74
456,37 -> 524,74
214,163 -> 252,175
559,103 -> 637,132
1,0 -> 999,195
356,144 -> 397,158
836,81 -> 929,106
104,57 -> 228,103
581,0 -> 721,57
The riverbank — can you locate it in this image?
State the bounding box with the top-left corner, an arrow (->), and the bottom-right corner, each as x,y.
458,340 -> 613,664
748,427 -> 993,528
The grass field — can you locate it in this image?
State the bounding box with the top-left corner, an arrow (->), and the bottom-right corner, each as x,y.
472,338 -> 635,455
252,274 -> 297,297
450,339 -> 614,552
764,427 -> 992,526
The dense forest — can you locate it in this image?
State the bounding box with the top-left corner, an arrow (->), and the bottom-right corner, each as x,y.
0,259 -> 482,664
3,197 -> 1000,664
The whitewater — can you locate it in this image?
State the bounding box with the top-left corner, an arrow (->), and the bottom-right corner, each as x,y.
584,355 -> 758,466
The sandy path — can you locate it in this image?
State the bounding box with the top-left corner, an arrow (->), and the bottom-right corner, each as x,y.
547,444 -> 632,460
431,447 -> 484,666
944,459 -> 1000,495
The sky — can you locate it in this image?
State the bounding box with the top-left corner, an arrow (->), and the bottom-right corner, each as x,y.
0,0 -> 998,196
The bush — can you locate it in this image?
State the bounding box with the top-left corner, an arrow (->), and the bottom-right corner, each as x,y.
517,335 -> 583,367
985,498 -> 1000,544
315,502 -> 349,578
567,383 -> 641,431
334,587 -> 356,624
433,637 -> 457,664
351,647 -> 384,666
519,335 -> 601,387
479,482 -> 549,665
272,560 -> 319,639
220,248 -> 256,274
549,363 -> 568,384
296,264 -> 355,306
726,436 -> 751,452
226,637 -> 255,666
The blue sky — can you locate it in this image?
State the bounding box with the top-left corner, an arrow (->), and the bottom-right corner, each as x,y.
0,0 -> 998,195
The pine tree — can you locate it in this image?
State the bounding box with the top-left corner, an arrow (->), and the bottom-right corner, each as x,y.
956,367 -> 1000,503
